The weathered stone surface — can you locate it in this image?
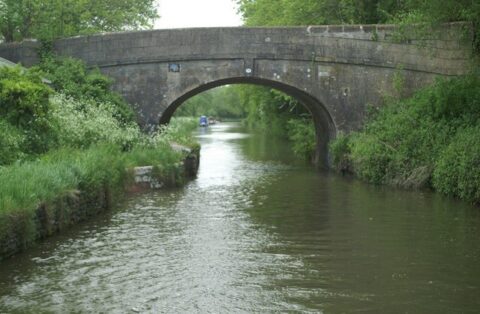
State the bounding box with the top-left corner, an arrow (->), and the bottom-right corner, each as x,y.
0,23 -> 471,165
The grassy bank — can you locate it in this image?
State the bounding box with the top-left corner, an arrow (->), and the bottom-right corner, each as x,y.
0,58 -> 200,259
330,72 -> 480,204
0,122 -> 198,259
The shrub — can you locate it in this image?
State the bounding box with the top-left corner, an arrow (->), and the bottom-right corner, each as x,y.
433,126 -> 480,204
329,71 -> 480,202
286,118 -> 316,159
349,133 -> 392,184
148,117 -> 199,149
32,57 -> 135,123
0,66 -> 56,155
421,73 -> 480,122
0,119 -> 25,165
329,133 -> 351,172
50,94 -> 141,150
0,66 -> 51,126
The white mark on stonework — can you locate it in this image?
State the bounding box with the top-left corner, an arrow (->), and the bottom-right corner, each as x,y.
245,68 -> 252,74
317,65 -> 333,78
265,37 -> 271,42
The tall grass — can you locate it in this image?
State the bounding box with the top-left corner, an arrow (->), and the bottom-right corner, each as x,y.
0,142 -> 191,258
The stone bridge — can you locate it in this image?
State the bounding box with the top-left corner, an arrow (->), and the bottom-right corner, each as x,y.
0,23 -> 472,164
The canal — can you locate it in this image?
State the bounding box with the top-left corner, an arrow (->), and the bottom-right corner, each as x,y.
1,123 -> 479,313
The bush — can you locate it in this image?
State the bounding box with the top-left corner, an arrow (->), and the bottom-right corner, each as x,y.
0,66 -> 56,155
422,73 -> 480,122
148,117 -> 199,149
350,133 -> 392,184
0,66 -> 51,126
32,57 -> 136,123
328,71 -> 480,202
0,119 -> 25,165
433,126 -> 480,204
329,133 -> 351,172
286,118 -> 316,159
50,94 -> 141,150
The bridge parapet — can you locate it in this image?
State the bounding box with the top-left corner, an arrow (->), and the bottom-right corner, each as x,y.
48,23 -> 470,75
307,22 -> 468,42
0,23 -> 472,74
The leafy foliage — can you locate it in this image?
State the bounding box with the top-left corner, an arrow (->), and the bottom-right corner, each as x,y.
433,126 -> 480,204
330,73 -> 480,203
0,119 -> 24,165
286,118 -> 316,159
0,66 -> 51,127
152,117 -> 199,149
0,66 -> 56,155
0,0 -> 158,42
49,94 -> 141,150
329,133 -> 351,172
32,57 -> 135,123
238,0 -> 415,26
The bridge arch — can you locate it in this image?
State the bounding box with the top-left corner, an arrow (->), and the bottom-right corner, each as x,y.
159,77 -> 336,166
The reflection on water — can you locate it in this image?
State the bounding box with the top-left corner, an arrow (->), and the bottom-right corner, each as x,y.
1,123 -> 479,313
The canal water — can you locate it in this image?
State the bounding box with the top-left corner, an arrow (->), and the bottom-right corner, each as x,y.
1,123 -> 479,313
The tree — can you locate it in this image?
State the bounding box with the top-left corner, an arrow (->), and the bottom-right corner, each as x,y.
0,0 -> 35,42
237,0 -> 479,32
237,0 -> 387,26
0,0 -> 158,42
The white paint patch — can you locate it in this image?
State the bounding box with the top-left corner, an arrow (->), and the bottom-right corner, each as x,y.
317,65 -> 333,78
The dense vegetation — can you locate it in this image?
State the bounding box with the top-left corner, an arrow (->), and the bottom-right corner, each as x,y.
330,73 -> 480,204
0,59 -> 133,163
237,0 -> 479,50
0,57 -> 198,257
0,0 -> 158,42
0,55 -> 197,168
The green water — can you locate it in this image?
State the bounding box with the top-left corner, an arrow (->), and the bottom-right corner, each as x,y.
1,123 -> 479,313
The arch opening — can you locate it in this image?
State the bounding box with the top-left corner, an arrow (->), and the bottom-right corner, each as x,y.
159,77 -> 336,167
